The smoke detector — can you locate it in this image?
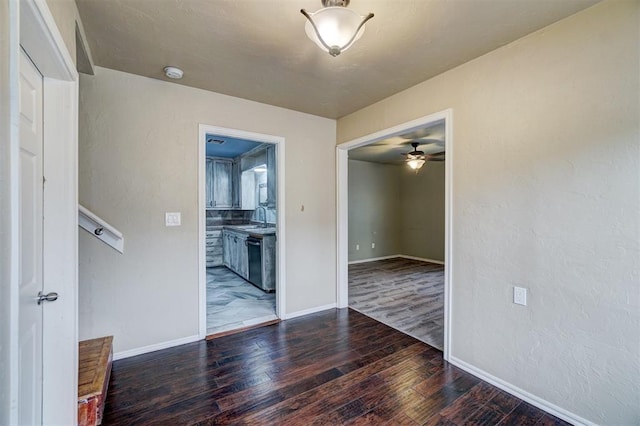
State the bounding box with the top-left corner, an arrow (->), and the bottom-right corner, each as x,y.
163,66 -> 184,80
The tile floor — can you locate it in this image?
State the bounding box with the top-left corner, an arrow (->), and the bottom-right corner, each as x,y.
206,266 -> 276,335
349,257 -> 444,350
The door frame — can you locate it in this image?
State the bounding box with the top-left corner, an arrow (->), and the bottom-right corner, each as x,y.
197,124 -> 286,339
6,0 -> 79,424
336,109 -> 453,360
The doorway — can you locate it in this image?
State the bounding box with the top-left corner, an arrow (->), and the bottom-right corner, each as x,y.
198,125 -> 286,339
9,0 -> 80,423
336,109 -> 453,360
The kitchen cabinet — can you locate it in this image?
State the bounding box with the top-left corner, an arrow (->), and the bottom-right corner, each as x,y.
206,158 -> 233,209
240,170 -> 256,210
206,227 -> 223,267
222,229 -> 248,279
261,234 -> 276,291
266,145 -> 276,209
231,159 -> 241,209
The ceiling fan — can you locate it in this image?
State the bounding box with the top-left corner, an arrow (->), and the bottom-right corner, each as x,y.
403,142 -> 445,171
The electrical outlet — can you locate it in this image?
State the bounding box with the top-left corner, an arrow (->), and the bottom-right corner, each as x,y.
371,242 -> 375,249
513,286 -> 527,306
165,212 -> 181,227
356,244 -> 360,251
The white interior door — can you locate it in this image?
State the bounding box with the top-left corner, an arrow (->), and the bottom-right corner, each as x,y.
18,48 -> 44,425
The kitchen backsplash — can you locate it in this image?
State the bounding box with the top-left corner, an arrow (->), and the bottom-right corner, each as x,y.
206,209 -> 276,226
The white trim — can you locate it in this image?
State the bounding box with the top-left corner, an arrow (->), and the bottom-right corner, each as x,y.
198,126 -> 206,339
283,304 -> 337,320
113,335 -> 201,361
348,255 -> 400,265
449,356 -> 594,426
6,3 -> 20,425
15,0 -> 79,424
78,204 -> 124,253
19,0 -> 75,80
443,110 -> 454,363
336,109 -> 453,361
398,255 -> 445,265
348,254 -> 445,265
336,147 -> 349,308
197,124 -> 286,340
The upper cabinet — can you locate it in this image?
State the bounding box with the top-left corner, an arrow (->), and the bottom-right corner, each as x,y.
206,144 -> 276,210
206,158 -> 233,209
231,160 -> 241,209
266,145 -> 276,209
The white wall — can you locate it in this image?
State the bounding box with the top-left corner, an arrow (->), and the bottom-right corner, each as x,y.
78,67 -> 336,354
338,1 -> 639,424
348,160 -> 401,261
400,162 -> 445,261
348,159 -> 445,262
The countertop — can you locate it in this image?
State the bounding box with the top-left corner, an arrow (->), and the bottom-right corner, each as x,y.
222,225 -> 276,237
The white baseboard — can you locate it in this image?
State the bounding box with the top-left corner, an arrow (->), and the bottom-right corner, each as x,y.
348,254 -> 400,264
348,254 -> 445,265
113,334 -> 201,361
398,254 -> 444,265
449,356 -> 593,426
284,303 -> 336,320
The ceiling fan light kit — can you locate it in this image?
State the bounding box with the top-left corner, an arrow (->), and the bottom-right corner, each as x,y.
301,0 -> 374,57
406,142 -> 426,172
407,158 -> 426,171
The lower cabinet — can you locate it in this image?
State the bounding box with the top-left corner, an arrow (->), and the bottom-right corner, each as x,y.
206,228 -> 223,267
261,235 -> 276,292
222,229 -> 248,279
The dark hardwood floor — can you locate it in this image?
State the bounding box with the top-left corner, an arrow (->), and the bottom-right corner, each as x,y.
103,309 -> 569,425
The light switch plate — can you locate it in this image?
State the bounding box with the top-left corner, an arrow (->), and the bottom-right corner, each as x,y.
165,212 -> 181,227
514,286 -> 527,306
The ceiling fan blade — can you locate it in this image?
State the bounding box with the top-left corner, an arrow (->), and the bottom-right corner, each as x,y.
426,157 -> 445,162
400,128 -> 432,140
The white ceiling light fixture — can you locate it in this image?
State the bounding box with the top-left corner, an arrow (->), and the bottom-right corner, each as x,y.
163,66 -> 184,80
300,0 -> 374,57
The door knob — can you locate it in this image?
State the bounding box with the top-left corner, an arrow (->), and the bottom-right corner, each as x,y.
37,291 -> 58,305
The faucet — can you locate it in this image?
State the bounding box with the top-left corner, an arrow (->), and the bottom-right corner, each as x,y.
255,206 -> 267,228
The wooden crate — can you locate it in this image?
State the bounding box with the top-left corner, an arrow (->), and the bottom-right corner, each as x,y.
78,336 -> 113,426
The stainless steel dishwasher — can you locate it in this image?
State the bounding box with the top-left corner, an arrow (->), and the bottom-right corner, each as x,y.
246,236 -> 263,290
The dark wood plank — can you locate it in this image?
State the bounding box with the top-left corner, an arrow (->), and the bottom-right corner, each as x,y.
536,413 -> 574,426
497,401 -> 546,426
438,382 -> 499,423
101,308 -> 558,425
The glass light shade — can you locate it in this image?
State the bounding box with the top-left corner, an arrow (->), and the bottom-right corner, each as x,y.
407,158 -> 425,170
304,7 -> 367,55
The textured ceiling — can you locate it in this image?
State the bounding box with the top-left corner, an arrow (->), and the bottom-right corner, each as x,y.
76,0 -> 599,119
205,135 -> 263,158
349,120 -> 445,164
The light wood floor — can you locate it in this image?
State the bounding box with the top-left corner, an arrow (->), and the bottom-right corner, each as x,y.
349,257 -> 444,350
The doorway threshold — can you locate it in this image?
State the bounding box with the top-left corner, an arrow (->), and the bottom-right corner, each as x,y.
206,314 -> 280,340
